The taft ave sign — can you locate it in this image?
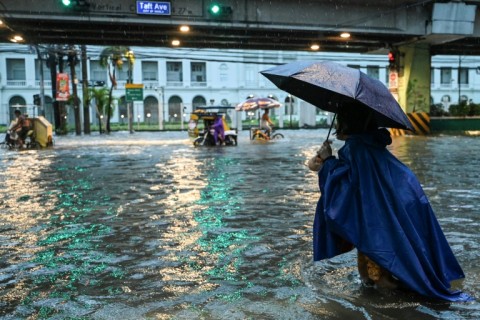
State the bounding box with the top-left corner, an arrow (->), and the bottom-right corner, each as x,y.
136,1 -> 171,15
126,84 -> 144,102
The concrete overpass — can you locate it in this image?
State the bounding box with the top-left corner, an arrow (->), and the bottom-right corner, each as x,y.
0,0 -> 480,55
1,0 -> 480,119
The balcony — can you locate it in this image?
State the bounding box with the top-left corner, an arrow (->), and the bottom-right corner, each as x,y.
191,81 -> 207,87
166,81 -> 183,87
35,80 -> 52,87
6,80 -> 26,87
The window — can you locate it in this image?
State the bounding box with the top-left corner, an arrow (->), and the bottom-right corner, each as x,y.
284,96 -> 295,115
191,62 -> 206,83
192,95 -> 206,109
440,67 -> 452,85
35,59 -> 50,81
167,61 -> 183,83
6,58 -> 26,80
90,60 -> 108,82
142,61 -> 158,81
116,66 -> 129,81
219,63 -> 228,82
366,66 -> 379,80
459,67 -> 468,85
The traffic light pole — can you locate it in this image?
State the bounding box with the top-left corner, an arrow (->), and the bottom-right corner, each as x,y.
34,45 -> 45,116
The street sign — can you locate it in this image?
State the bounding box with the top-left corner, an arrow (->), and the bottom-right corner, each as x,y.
126,83 -> 144,102
136,1 -> 171,15
389,71 -> 398,89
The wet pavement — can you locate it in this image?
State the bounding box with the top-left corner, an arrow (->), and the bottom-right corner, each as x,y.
0,130 -> 479,319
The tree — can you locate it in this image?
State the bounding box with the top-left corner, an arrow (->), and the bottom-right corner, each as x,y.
87,87 -> 111,134
99,46 -> 133,133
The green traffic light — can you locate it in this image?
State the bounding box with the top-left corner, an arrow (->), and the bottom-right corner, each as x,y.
62,0 -> 72,6
210,4 -> 220,15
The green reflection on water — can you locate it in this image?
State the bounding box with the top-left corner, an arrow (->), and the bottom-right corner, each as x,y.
186,158 -> 260,301
20,167 -> 124,317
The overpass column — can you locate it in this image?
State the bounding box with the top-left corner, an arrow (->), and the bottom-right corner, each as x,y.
393,43 -> 431,114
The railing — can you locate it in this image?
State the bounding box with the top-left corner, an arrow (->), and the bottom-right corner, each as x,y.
191,81 -> 207,87
166,81 -> 183,87
35,80 -> 52,87
6,80 -> 27,86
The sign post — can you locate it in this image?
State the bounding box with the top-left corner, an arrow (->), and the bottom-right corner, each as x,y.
126,84 -> 144,133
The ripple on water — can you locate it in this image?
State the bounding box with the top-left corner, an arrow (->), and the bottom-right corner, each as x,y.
0,131 -> 478,319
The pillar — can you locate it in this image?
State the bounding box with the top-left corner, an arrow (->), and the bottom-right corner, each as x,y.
395,43 -> 431,113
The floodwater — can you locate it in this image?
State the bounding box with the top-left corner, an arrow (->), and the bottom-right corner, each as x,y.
0,130 -> 478,320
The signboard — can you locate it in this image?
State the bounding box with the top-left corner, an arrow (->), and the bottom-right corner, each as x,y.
126,83 -> 144,102
136,1 -> 171,15
56,73 -> 70,101
389,71 -> 398,89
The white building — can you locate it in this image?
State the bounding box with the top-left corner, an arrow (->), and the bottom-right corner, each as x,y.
1,43 -> 479,128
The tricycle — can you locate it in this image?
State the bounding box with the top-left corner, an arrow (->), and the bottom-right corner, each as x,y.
188,106 -> 238,147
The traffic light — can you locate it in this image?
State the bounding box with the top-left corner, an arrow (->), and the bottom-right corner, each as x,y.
208,3 -> 233,18
60,0 -> 90,10
33,94 -> 41,106
388,50 -> 397,69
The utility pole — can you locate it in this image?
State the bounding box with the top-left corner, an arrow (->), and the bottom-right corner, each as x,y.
81,45 -> 90,134
34,45 -> 45,116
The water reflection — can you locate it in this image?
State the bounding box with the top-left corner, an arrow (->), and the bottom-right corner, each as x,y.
0,130 -> 478,319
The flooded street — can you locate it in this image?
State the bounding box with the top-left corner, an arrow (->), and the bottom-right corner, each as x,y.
0,130 -> 479,319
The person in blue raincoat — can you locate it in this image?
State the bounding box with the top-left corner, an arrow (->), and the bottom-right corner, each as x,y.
307,103 -> 472,302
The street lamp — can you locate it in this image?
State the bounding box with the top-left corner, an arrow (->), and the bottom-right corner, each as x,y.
137,114 -> 141,130
146,112 -> 151,126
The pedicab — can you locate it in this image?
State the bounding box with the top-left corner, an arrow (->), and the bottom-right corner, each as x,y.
1,115 -> 53,150
188,106 -> 238,146
235,97 -> 284,141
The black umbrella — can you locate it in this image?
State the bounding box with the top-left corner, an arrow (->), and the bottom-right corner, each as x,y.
261,61 -> 414,132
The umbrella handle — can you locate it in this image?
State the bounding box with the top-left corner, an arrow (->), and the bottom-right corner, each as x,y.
325,113 -> 336,142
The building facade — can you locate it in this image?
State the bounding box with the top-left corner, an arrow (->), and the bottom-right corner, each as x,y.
1,43 -> 479,128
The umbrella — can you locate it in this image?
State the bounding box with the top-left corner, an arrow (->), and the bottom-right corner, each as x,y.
260,61 -> 414,131
235,97 -> 281,111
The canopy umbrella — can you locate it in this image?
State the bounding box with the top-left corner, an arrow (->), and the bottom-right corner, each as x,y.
235,97 -> 281,111
260,61 -> 414,132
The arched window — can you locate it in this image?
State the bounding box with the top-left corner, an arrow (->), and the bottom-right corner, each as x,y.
192,95 -> 206,110
284,95 -> 295,115
441,95 -> 451,103
168,95 -> 183,122
43,96 -> 54,124
144,96 -> 159,124
118,96 -> 128,123
9,96 -> 26,121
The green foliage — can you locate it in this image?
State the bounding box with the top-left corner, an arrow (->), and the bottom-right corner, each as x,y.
449,102 -> 479,117
469,103 -> 480,116
430,103 -> 449,116
98,46 -> 130,69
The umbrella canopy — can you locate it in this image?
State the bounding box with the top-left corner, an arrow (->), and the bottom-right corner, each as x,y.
261,61 -> 414,131
235,97 -> 281,111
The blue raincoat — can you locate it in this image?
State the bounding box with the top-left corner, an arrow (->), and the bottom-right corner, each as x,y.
313,129 -> 472,302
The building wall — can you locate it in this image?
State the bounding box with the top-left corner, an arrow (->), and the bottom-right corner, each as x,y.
1,44 -> 479,126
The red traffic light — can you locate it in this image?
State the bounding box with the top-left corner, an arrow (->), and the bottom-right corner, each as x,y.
388,51 -> 395,62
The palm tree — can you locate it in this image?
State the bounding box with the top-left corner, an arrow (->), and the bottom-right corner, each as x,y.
87,87 -> 111,134
99,46 -> 133,133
